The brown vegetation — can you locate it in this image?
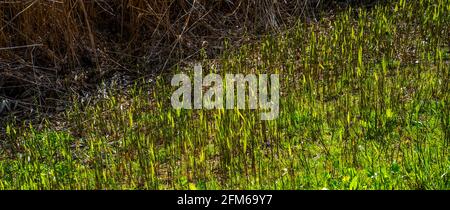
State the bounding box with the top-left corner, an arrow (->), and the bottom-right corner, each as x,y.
0,0 -> 377,118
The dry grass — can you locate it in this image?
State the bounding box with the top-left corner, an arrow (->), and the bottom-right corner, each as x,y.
0,0 -> 376,119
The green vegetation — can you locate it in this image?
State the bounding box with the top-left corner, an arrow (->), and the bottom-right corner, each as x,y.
1,0 -> 449,189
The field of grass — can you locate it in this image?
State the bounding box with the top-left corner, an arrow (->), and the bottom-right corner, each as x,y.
0,0 -> 449,189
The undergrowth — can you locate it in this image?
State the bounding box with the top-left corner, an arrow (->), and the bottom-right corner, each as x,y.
0,0 -> 449,190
